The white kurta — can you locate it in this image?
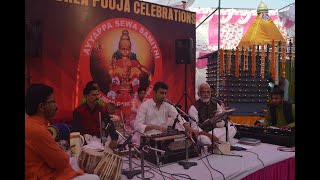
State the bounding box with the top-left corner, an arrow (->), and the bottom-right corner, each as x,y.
133,99 -> 187,136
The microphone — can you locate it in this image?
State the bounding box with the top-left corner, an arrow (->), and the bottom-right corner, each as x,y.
95,100 -> 102,111
163,98 -> 176,106
164,98 -> 198,124
118,135 -> 132,151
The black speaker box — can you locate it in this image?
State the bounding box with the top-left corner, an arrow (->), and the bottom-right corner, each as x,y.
175,38 -> 193,64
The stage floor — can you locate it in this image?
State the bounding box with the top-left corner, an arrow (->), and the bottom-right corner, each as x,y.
120,139 -> 295,180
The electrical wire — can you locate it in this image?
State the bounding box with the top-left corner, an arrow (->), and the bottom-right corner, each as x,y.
204,151 -> 226,180
245,150 -> 265,167
158,163 -> 166,180
199,148 -> 214,180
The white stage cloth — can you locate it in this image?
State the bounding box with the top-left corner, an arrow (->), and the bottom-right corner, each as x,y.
120,141 -> 295,180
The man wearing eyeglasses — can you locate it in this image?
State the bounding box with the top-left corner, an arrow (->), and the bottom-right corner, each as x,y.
25,84 -> 99,180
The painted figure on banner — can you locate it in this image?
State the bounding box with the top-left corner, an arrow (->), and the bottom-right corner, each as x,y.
81,19 -> 161,135
107,29 -> 152,99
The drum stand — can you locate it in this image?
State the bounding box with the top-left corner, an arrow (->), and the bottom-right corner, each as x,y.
178,133 -> 197,169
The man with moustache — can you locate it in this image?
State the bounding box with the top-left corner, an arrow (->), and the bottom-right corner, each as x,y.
25,84 -> 99,180
188,82 -> 237,145
79,80 -> 105,106
133,81 -> 194,137
72,85 -> 119,149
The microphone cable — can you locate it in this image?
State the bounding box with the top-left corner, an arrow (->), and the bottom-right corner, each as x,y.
204,151 -> 226,180
244,150 -> 265,167
197,147 -> 214,180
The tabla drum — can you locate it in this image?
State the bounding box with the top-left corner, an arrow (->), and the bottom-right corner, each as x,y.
48,125 -> 59,141
78,147 -> 106,174
48,123 -> 73,141
94,148 -> 123,180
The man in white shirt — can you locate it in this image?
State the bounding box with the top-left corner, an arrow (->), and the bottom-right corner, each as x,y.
133,81 -> 194,137
188,82 -> 236,145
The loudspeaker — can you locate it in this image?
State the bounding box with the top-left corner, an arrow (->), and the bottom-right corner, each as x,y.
175,38 -> 193,64
25,19 -> 42,57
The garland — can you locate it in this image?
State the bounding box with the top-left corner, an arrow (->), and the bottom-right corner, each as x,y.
261,45 -> 265,79
251,45 -> 256,77
244,49 -> 249,71
275,41 -> 279,85
227,50 -> 231,75
282,41 -> 286,78
220,49 -> 224,76
271,40 -> 275,81
235,47 -> 239,77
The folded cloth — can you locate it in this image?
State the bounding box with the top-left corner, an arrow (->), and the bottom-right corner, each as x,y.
82,134 -> 105,151
82,141 -> 104,151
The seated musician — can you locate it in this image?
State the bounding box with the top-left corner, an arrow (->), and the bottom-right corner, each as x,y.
72,85 -> 119,149
79,80 -> 105,106
25,84 -> 99,180
261,87 -> 295,130
133,81 -> 194,138
188,82 -> 237,145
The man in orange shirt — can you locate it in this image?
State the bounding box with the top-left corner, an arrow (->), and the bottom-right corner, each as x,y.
25,84 -> 100,180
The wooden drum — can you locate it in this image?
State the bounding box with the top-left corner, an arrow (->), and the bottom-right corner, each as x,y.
77,148 -> 105,174
94,148 -> 123,180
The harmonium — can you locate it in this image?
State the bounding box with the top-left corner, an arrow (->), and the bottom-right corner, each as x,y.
141,130 -> 199,166
234,124 -> 295,147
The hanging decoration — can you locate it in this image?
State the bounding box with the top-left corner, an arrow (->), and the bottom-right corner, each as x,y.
220,49 -> 225,76
271,40 -> 275,81
251,45 -> 256,77
275,41 -> 280,85
244,49 -> 249,71
261,45 -> 265,79
227,50 -> 231,75
281,41 -> 286,78
235,47 -> 240,77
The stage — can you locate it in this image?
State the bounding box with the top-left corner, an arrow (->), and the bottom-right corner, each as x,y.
120,140 -> 295,180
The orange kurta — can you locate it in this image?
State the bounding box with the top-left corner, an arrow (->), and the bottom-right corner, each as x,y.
25,115 -> 84,180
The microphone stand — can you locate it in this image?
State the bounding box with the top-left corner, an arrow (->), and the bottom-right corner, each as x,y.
97,103 -> 103,145
106,123 -> 142,179
171,112 -> 198,169
178,131 -> 197,169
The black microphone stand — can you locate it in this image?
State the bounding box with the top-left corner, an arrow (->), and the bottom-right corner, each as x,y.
177,131 -> 197,169
167,104 -> 198,169
106,123 -> 142,179
97,103 -> 103,144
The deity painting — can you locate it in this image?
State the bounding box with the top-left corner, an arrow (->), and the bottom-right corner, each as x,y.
89,29 -> 155,100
